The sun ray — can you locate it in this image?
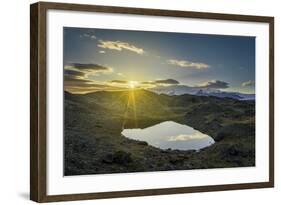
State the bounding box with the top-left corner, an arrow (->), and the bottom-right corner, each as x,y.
122,92 -> 131,130
130,90 -> 138,127
121,89 -> 138,129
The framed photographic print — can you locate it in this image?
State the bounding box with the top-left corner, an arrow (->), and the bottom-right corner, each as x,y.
30,2 -> 274,202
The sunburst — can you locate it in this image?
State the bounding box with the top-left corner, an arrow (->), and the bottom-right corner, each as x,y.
128,81 -> 139,89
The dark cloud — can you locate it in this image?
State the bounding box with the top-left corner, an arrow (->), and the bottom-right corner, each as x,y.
64,63 -> 111,72
64,76 -> 123,94
64,63 -> 114,93
199,80 -> 229,89
110,80 -> 128,84
155,79 -> 179,85
141,81 -> 157,85
64,69 -> 85,77
141,79 -> 179,85
65,84 -> 122,94
64,75 -> 93,86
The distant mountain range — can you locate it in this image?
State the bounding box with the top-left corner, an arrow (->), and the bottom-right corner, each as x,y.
148,85 -> 255,101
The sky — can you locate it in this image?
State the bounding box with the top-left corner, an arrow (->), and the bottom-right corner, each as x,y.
63,27 -> 255,94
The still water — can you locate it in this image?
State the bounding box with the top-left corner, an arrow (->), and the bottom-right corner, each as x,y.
122,121 -> 215,151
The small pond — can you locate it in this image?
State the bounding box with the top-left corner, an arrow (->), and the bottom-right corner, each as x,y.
121,121 -> 215,151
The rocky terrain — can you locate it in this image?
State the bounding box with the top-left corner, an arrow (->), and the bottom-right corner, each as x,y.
64,89 -> 255,176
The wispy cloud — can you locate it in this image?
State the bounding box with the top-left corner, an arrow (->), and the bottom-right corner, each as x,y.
64,63 -> 113,77
109,80 -> 128,84
64,69 -> 85,78
117,72 -> 125,77
142,79 -> 180,85
167,59 -> 210,69
155,79 -> 179,85
65,80 -> 122,94
80,33 -> 97,39
98,40 -> 144,54
107,78 -> 180,88
198,80 -> 229,89
64,63 -> 121,94
99,50 -> 106,54
242,80 -> 255,87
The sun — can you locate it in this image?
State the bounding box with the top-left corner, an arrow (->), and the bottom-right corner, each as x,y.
128,81 -> 139,89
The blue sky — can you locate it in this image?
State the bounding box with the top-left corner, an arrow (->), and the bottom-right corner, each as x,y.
63,27 -> 255,94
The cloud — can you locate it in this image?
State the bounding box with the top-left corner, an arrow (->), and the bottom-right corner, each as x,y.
141,81 -> 157,85
99,50 -> 106,54
117,72 -> 125,77
64,63 -> 115,93
155,79 -> 179,85
65,63 -> 110,71
108,79 -> 179,88
64,63 -> 113,76
98,40 -> 144,54
167,59 -> 210,69
198,80 -> 229,89
242,80 -> 255,87
141,79 -> 179,86
110,80 -> 128,84
65,82 -> 122,94
64,74 -> 125,94
64,75 -> 93,86
64,75 -> 102,93
80,33 -> 97,39
64,69 -> 85,78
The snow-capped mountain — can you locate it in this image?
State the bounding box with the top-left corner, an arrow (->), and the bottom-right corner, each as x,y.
148,85 -> 255,101
149,85 -> 199,96
195,89 -> 255,100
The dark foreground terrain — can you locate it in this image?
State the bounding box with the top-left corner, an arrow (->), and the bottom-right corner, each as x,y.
64,89 -> 255,175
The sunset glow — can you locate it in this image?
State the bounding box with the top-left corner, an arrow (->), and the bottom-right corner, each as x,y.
128,81 -> 139,89
64,27 -> 255,94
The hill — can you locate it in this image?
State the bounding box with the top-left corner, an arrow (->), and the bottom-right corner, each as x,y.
64,89 -> 255,175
